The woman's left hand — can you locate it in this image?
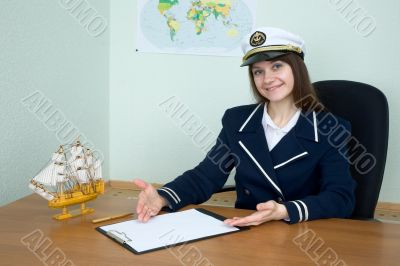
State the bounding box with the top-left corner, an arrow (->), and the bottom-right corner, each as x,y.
224,200 -> 288,227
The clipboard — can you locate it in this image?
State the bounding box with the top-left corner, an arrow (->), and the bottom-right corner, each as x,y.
96,208 -> 249,254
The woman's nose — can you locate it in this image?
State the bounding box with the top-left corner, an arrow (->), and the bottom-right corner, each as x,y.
263,73 -> 275,84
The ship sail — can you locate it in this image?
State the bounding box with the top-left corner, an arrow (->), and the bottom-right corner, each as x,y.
93,159 -> 102,180
76,169 -> 90,183
68,144 -> 91,184
52,152 -> 64,161
29,182 -> 55,201
32,153 -> 67,187
29,148 -> 68,201
84,149 -> 102,180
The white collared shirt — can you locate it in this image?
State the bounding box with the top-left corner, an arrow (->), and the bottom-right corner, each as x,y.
261,104 -> 301,151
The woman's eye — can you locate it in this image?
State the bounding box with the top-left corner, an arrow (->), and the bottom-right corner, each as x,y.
272,63 -> 283,70
253,70 -> 262,75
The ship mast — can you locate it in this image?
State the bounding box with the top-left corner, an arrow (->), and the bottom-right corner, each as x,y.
56,145 -> 65,197
69,137 -> 92,193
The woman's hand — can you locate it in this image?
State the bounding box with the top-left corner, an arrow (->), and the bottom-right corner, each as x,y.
133,179 -> 167,222
224,200 -> 288,227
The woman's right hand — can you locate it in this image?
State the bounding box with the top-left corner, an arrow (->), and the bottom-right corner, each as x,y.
133,179 -> 167,222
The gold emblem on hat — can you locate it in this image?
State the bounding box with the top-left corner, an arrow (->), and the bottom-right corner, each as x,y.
250,31 -> 266,47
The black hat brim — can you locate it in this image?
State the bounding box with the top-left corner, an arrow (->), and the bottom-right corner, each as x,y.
240,51 -> 288,67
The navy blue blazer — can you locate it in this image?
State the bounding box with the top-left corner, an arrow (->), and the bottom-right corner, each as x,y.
158,103 -> 356,224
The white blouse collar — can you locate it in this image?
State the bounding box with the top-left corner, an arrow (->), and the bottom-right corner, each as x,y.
262,103 -> 301,133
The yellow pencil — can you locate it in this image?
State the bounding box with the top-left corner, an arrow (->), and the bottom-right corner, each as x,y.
91,212 -> 134,224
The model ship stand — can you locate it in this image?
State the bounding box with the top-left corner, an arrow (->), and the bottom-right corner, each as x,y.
56,203 -> 93,220
29,139 -> 105,220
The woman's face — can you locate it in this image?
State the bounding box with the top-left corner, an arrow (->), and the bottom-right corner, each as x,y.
251,60 -> 295,104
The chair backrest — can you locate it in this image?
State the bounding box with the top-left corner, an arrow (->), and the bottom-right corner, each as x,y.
313,80 -> 389,219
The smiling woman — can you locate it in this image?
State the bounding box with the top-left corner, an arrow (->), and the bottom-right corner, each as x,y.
251,60 -> 295,104
248,53 -> 320,111
134,27 -> 356,227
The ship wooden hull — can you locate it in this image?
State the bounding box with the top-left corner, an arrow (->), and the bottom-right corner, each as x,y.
46,180 -> 105,220
48,180 -> 105,208
48,192 -> 98,208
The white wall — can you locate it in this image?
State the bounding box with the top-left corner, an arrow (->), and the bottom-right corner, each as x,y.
0,0 -> 109,206
110,0 -> 400,203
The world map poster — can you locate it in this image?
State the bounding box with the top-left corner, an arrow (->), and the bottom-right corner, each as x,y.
136,0 -> 257,56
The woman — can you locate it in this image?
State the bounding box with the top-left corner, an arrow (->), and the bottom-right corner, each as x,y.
134,27 -> 356,226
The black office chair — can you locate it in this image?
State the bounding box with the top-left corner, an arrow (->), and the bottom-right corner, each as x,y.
313,80 -> 389,220
218,80 -> 389,221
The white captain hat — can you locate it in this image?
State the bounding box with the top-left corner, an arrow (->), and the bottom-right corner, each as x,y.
240,27 -> 306,67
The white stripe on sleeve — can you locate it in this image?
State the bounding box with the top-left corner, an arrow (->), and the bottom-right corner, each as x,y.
291,201 -> 303,223
158,188 -> 179,204
161,187 -> 181,203
297,200 -> 309,221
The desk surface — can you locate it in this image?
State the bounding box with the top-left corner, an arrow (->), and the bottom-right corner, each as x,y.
1,189 -> 400,266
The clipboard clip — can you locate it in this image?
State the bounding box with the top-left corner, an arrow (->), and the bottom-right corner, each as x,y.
106,230 -> 132,244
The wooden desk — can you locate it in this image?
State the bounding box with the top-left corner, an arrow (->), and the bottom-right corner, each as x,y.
1,190 -> 400,266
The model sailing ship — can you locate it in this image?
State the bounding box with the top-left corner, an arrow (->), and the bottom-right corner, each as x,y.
29,138 -> 105,220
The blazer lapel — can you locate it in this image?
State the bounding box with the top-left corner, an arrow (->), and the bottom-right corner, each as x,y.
270,111 -> 319,170
237,103 -> 284,198
269,130 -> 309,170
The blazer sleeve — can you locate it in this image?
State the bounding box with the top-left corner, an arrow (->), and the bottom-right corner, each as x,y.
157,111 -> 236,211
283,122 -> 356,224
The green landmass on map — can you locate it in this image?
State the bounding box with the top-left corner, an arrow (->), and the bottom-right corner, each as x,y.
157,0 -> 238,41
158,0 -> 180,40
187,0 -> 232,34
158,0 -> 179,14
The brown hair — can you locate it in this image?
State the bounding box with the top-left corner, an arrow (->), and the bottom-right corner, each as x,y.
248,53 -> 324,112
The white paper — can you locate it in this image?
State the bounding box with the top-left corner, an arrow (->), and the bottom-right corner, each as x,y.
99,209 -> 239,253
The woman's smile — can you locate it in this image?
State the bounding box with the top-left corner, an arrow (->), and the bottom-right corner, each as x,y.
266,83 -> 284,91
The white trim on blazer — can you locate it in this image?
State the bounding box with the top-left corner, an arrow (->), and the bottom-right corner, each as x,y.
313,111 -> 319,142
238,140 -> 283,197
291,201 -> 303,222
159,187 -> 181,204
273,152 -> 309,169
297,200 -> 309,221
239,103 -> 262,132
